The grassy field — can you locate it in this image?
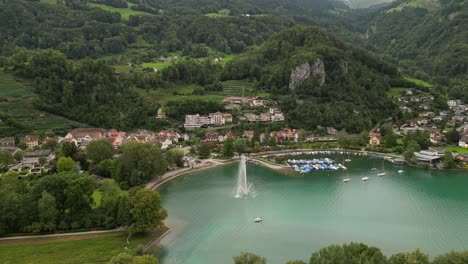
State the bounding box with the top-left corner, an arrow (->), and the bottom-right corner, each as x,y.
0,72 -> 87,135
385,87 -> 406,98
387,0 -> 440,13
40,0 -> 57,4
0,232 -> 155,264
446,146 -> 468,154
405,76 -> 433,88
89,2 -> 151,20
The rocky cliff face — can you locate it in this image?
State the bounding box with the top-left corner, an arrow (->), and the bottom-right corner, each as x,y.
289,60 -> 325,90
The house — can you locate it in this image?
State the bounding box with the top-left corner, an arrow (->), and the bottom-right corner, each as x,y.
271,113 -> 285,122
209,112 -> 225,126
0,137 -> 15,147
327,127 -> 337,135
65,128 -> 105,146
459,135 -> 468,148
243,130 -> 255,140
22,135 -> 39,148
156,107 -> 166,119
204,132 -> 220,143
369,132 -> 381,146
222,113 -> 233,123
184,114 -> 210,129
447,100 -> 461,108
223,97 -> 246,105
414,150 -> 443,163
250,97 -> 267,107
161,138 -> 173,150
22,149 -> 55,164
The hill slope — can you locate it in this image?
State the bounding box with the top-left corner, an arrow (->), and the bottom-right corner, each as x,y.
222,26 -> 401,132
359,0 -> 468,102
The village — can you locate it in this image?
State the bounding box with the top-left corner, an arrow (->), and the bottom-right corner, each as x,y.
0,95 -> 467,176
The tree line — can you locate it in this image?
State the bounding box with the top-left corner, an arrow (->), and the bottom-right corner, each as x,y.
233,242 -> 468,264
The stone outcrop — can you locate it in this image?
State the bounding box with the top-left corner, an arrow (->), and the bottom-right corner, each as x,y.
289,59 -> 325,90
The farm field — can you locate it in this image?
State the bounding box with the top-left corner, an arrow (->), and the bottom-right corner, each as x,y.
0,72 -> 87,135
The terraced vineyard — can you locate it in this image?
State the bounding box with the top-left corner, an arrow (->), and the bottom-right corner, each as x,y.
219,80 -> 255,97
0,72 -> 87,136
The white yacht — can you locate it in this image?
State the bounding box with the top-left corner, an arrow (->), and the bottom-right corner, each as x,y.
254,217 -> 263,223
398,170 -> 404,174
342,178 -> 351,182
362,176 -> 369,181
378,172 -> 386,177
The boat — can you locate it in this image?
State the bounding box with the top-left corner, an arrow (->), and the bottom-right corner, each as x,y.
362,176 -> 369,181
254,217 -> 263,223
342,178 -> 351,182
398,170 -> 404,174
370,168 -> 377,171
344,159 -> 351,162
378,172 -> 386,177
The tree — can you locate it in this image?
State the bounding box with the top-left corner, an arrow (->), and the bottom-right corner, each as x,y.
197,143 -> 211,159
234,138 -> 248,154
389,249 -> 429,264
17,141 -> 28,150
233,252 -> 267,264
0,150 -> 14,169
443,151 -> 457,169
116,143 -> 168,186
61,142 -> 78,157
57,157 -> 76,172
109,253 -> 159,264
310,243 -> 387,264
383,133 -> 397,148
379,124 -> 393,136
223,137 -> 235,158
13,151 -> 23,162
445,129 -> 460,144
167,148 -> 184,167
86,139 -> 115,164
38,191 -> 59,231
432,251 -> 468,264
286,261 -> 306,264
130,189 -> 167,233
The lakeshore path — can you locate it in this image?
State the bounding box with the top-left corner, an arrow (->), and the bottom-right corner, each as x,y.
0,227 -> 125,241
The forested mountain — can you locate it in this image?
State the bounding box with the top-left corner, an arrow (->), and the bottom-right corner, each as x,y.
222,27 -> 401,132
357,0 -> 468,102
0,0 -> 293,59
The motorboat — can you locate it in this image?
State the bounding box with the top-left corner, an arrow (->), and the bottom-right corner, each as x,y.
362,176 -> 369,181
344,159 -> 351,162
254,217 -> 263,223
398,170 -> 404,174
378,172 -> 386,177
342,178 -> 351,182
370,168 -> 377,171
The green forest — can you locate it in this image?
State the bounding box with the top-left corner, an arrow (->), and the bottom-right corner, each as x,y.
0,0 -> 466,135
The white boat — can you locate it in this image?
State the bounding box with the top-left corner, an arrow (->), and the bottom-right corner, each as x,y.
378,172 -> 386,177
344,159 -> 351,162
254,217 -> 263,223
342,178 -> 351,182
370,168 -> 377,171
362,176 -> 369,181
398,170 -> 404,174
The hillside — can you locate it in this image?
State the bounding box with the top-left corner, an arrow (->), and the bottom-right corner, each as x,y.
222,26 -> 401,132
359,0 -> 468,102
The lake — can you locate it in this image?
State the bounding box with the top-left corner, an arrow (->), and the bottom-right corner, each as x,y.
157,155 -> 468,263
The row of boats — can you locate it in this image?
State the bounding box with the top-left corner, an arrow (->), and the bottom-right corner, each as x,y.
342,169 -> 404,182
288,158 -> 347,173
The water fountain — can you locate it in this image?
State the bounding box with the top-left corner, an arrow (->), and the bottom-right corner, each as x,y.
235,155 -> 252,198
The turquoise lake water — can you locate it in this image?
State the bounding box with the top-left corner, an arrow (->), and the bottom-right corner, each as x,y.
157,156 -> 468,263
